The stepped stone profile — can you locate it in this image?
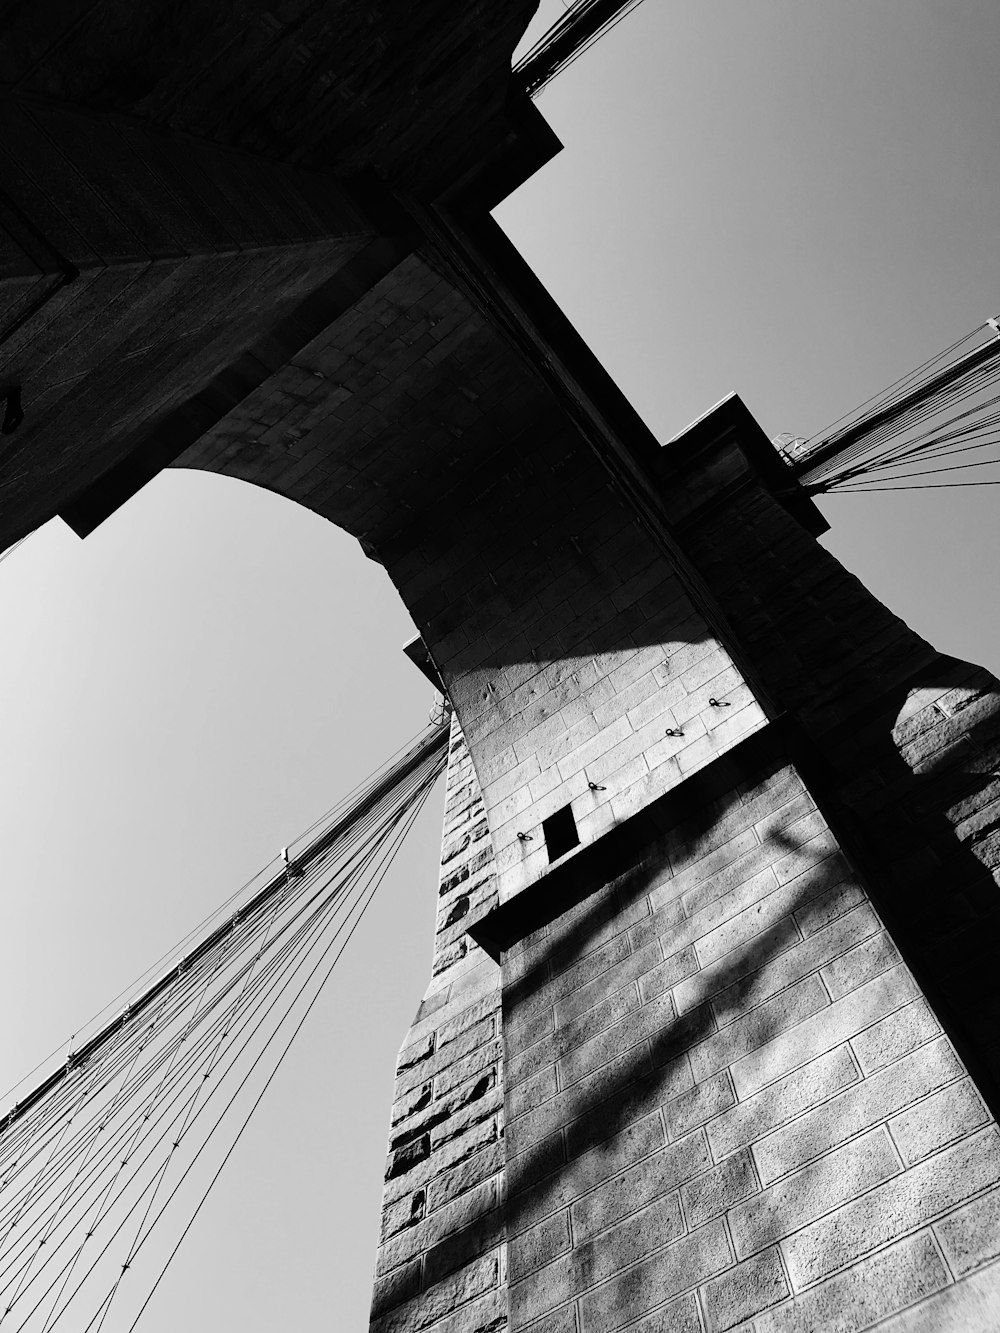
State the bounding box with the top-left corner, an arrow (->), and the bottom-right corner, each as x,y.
2,4 -> 1000,1330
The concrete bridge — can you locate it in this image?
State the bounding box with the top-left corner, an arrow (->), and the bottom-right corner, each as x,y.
3,3 -> 1000,1329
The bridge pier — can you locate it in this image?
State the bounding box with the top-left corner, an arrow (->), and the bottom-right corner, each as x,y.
2,4 -> 999,1326
373,396 -> 1000,1333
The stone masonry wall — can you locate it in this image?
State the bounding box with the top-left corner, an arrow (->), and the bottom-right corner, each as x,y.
370,717 -> 509,1333
424,420 -> 770,902
503,754 -> 1000,1332
655,419 -> 1000,1103
367,399 -> 1000,1333
172,253 -> 770,903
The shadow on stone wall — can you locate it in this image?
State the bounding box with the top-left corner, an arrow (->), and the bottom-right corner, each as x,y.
501,798 -> 814,1243
497,696 -> 1000,1326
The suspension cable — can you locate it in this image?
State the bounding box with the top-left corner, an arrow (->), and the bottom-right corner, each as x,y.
784,318 -> 1000,495
0,720 -> 449,1332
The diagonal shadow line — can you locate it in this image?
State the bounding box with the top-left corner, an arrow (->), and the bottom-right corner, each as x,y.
497,682 -> 1000,1322
500,811 -> 817,1238
396,663 -> 1000,1321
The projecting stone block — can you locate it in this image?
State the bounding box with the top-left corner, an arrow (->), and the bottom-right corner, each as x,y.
428,1142 -> 505,1213
377,1180 -> 498,1277
369,1252 -> 500,1333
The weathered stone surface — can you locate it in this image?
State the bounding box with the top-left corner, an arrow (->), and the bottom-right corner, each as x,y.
617,1291 -> 702,1333
8,14 -> 1000,1327
874,1259 -> 1000,1331
681,1149 -> 758,1228
509,1113 -> 665,1236
573,1132 -> 711,1241
707,1046 -> 860,1162
511,1191 -> 686,1325
370,1253 -> 500,1333
731,964 -> 919,1100
851,998 -> 943,1075
700,1247 -> 789,1332
935,1183 -> 1000,1277
371,357 -> 1000,1333
752,1230 -> 949,1332
576,1221 -> 731,1331
782,1127 -> 1000,1288
752,1037 -> 961,1184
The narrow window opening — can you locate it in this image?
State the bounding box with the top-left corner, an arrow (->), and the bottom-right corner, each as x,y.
543,804 -> 580,863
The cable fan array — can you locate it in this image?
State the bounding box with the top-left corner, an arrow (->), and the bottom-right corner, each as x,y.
0,721 -> 448,1333
513,0 -> 649,97
788,319 -> 1000,494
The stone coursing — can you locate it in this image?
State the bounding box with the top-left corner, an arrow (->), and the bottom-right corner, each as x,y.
3,6 -> 998,1322
655,412 -> 1000,1103
502,760 -> 1000,1332
172,253 -> 769,902
372,407 -> 1000,1331
370,396 -> 1000,1332
371,716 -> 508,1333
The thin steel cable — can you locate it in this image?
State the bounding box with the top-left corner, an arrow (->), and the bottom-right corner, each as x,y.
2,800 -> 402,1299
0,724 -> 435,1114
0,725 -> 447,1332
53,777 -> 436,1333
795,325 -> 1000,494
11,815 -> 426,1327
514,0 -> 649,95
121,779 -> 437,1333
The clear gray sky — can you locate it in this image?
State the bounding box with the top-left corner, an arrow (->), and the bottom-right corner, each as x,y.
1,2 -> 998,1328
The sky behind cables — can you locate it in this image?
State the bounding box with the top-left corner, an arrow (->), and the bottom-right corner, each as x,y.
1,3 -> 998,1328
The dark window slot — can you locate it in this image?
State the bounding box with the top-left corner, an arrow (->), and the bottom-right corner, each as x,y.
543,804 -> 580,863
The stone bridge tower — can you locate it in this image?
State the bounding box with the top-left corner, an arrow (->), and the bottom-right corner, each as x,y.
3,4 -> 1000,1331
